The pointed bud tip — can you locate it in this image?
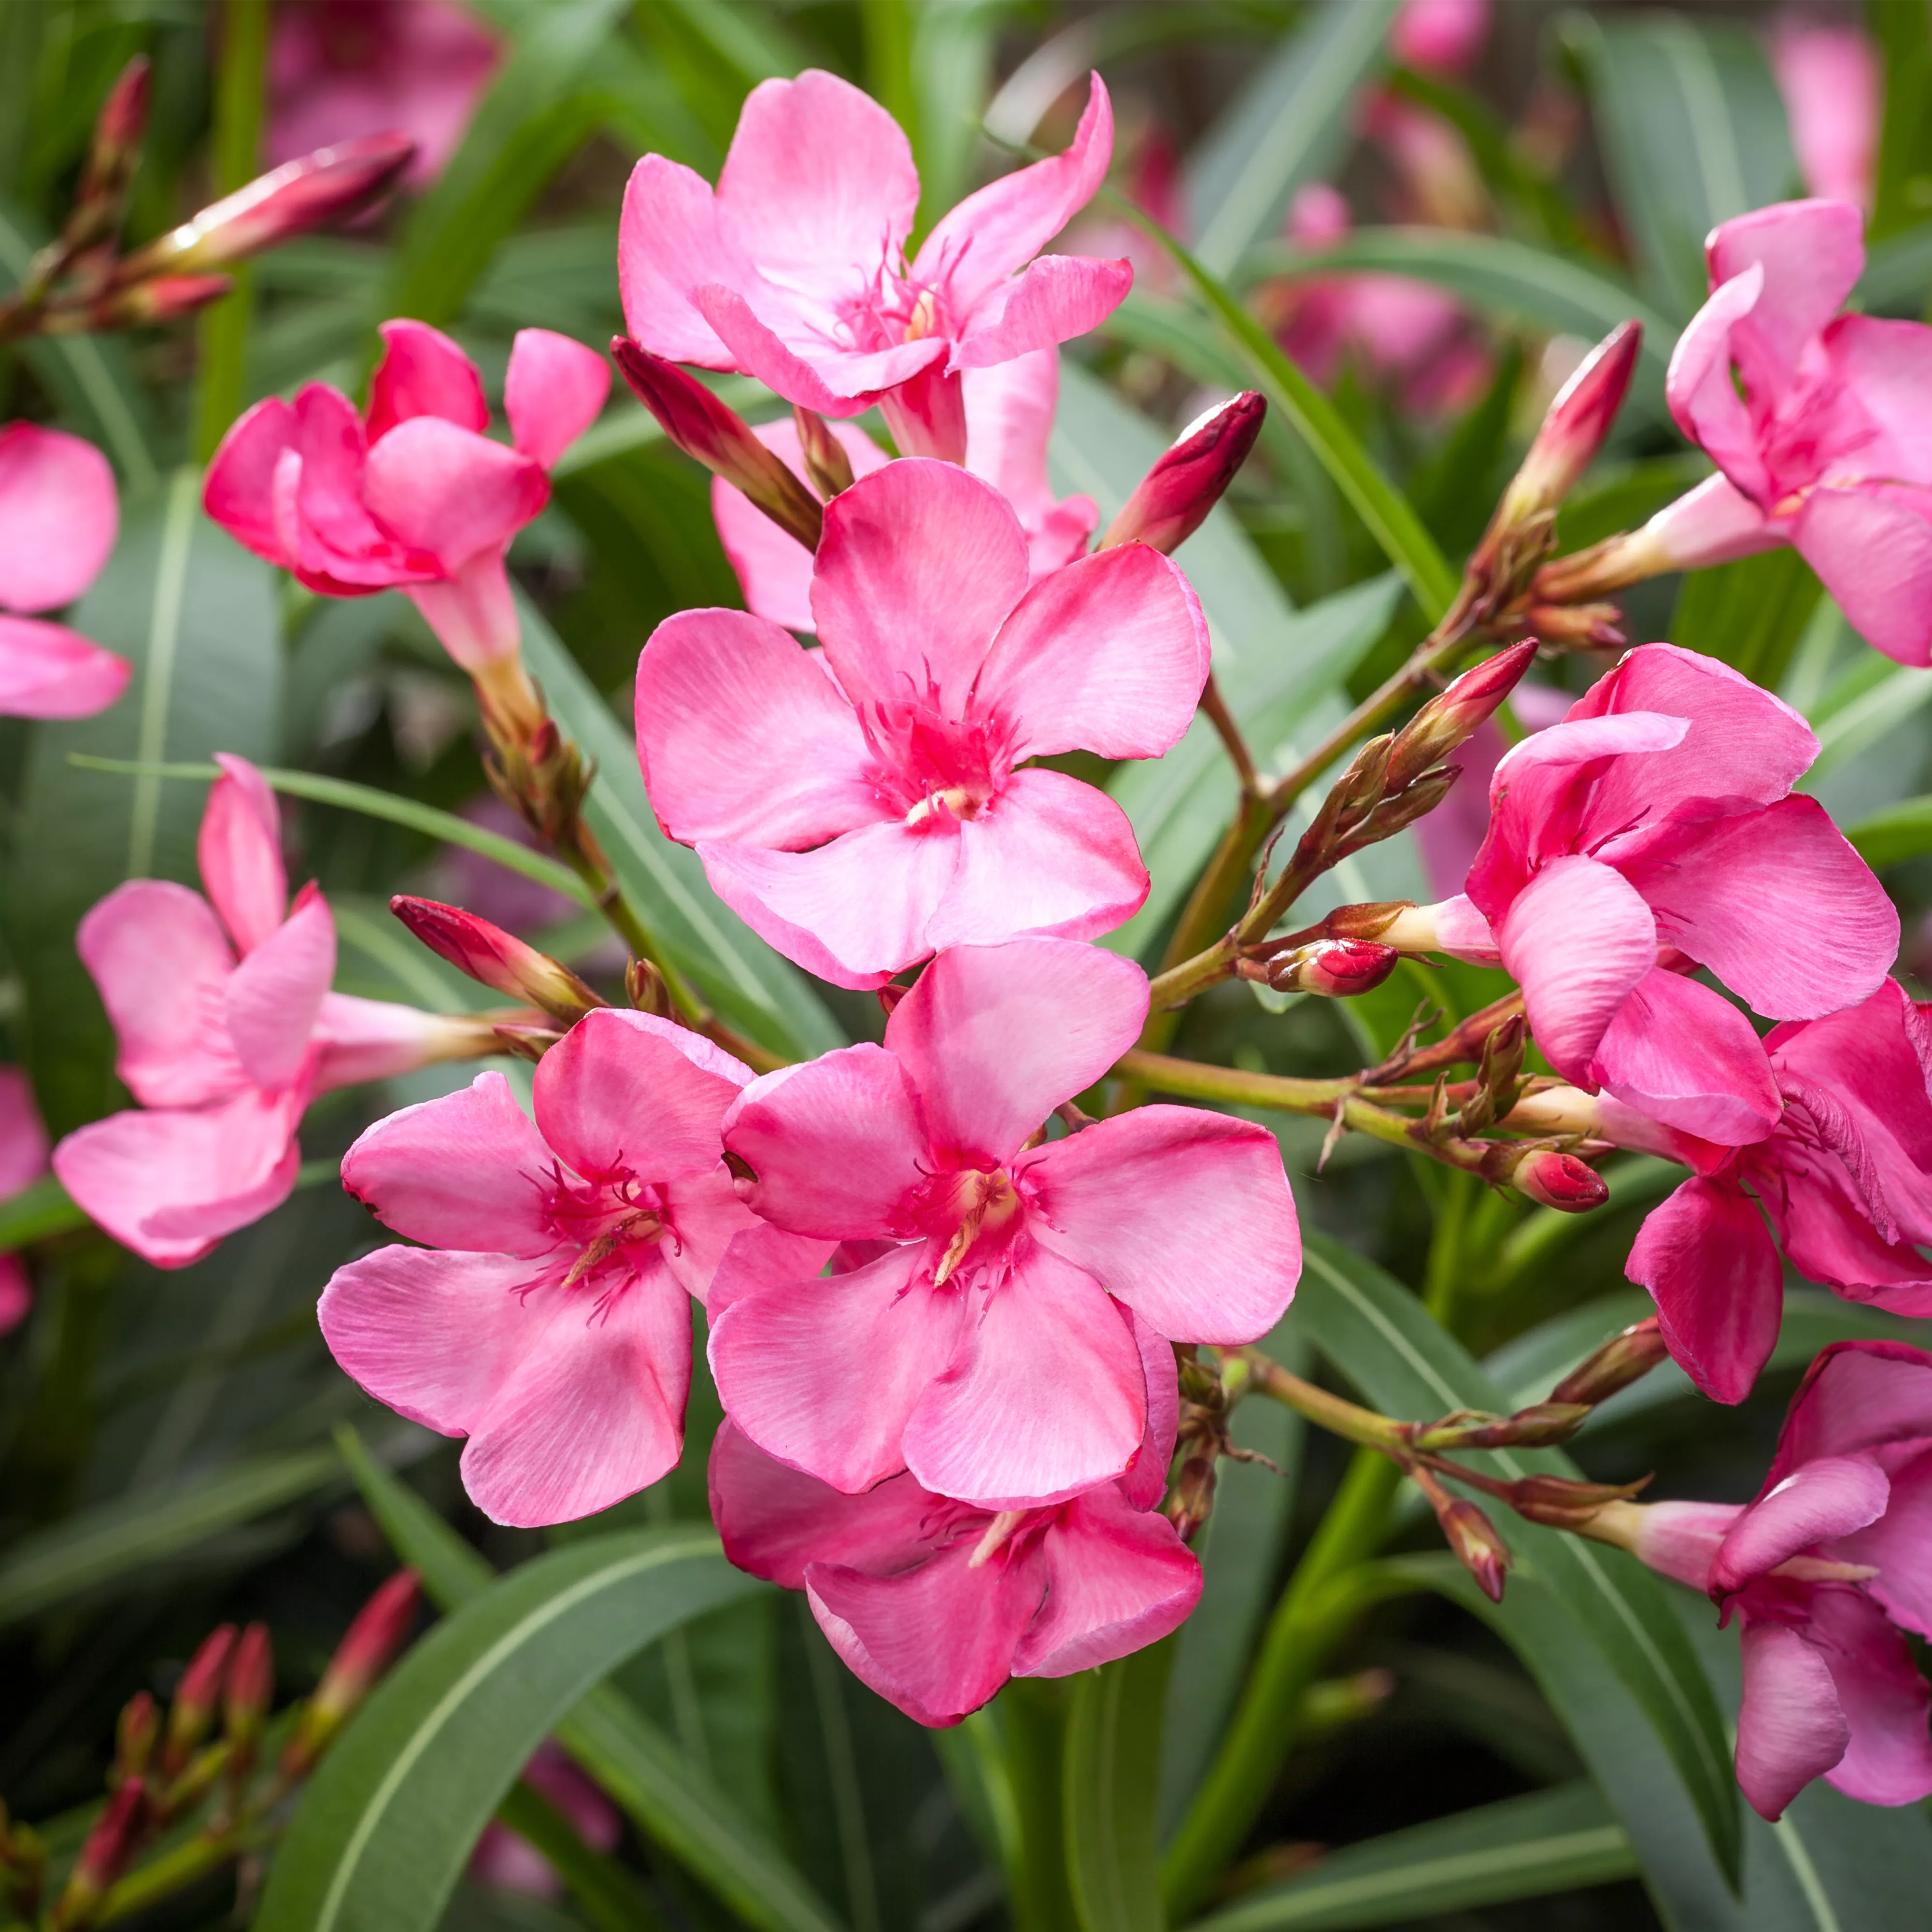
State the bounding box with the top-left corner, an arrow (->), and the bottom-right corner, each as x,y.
1100,391 -> 1266,554
1439,1499 -> 1511,1602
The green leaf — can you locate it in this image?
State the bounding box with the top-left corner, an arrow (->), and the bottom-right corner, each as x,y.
514,592 -> 844,1060
1802,663 -> 1932,783
1860,219 -> 1932,311
4,472 -> 282,1134
1846,793 -> 1932,869
1065,1641 -> 1172,1932
1873,0 -> 1932,243
1289,1232 -> 1741,1888
1184,0 -> 1400,278
1562,13 -> 1799,321
908,0 -> 1016,224
0,1175 -> 87,1248
1188,1781 -> 1635,1931
256,1529 -> 766,1932
1670,549 -> 1823,692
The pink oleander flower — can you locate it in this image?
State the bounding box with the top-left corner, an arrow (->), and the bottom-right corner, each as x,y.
711,351 -> 1098,634
204,320 -> 607,678
319,1012 -> 821,1526
1603,1339 -> 1932,1819
708,1320 -> 1200,1728
1769,21 -> 1879,211
1645,199 -> 1932,666
267,0 -> 499,193
0,423 -> 129,718
1394,643 -> 1896,1110
1391,0 -> 1490,73
471,1742 -> 620,1897
0,1069 -> 50,1335
53,756 -> 497,1269
707,939 -> 1301,1509
617,68 -> 1129,463
636,458 -> 1207,989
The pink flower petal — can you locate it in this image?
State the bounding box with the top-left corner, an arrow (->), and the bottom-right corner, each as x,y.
702,1222 -> 838,1316
366,319 -> 488,444
1844,1444 -> 1932,1642
205,398 -> 298,566
1736,1619 -> 1850,1820
1713,1455 -> 1890,1593
1770,25 -> 1879,209
810,459 -> 1029,715
635,607 -> 880,846
361,417 -> 549,572
1765,1159 -> 1932,1313
341,1068 -> 557,1256
887,937 -> 1147,1167
199,754 -> 287,954
961,352 -> 1098,572
1770,1337 -> 1932,1485
0,423 -> 118,613
1627,1176 -> 1784,1404
617,155 -> 743,369
950,253 -> 1135,371
0,616 -> 130,719
223,883 -> 335,1092
656,1172 -> 792,1307
0,1254 -> 29,1336
695,282 -> 945,415
1818,315 -> 1932,488
902,1245 -> 1145,1508
1666,261 -> 1775,502
0,1067 -> 49,1199
504,328 -> 609,470
286,384 -> 433,589
1022,1106 -> 1300,1342
709,1243 -> 968,1493
1589,970 -> 1782,1146
1705,199 -> 1865,385
969,544 -> 1208,760
312,993 -> 471,1092
1122,1312 -> 1180,1510
1811,1586 -> 1932,1808
1012,1485 -> 1201,1678
1794,483 -> 1932,668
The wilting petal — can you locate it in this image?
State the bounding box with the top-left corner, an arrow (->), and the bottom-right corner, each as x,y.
635,608 -> 879,847
927,772 -> 1150,955
504,328 -> 609,470
1627,1176 -> 1784,1404
0,1067 -> 48,1199
365,318 -> 488,443
535,1009 -> 749,1186
1736,1619 -> 1850,1821
970,545 -> 1208,760
0,617 -> 130,719
723,1043 -> 928,1237
223,884 -> 335,1092
810,460 -> 1029,715
1811,1586 -> 1932,1808
709,1243 -> 967,1493
1013,1486 -> 1201,1677
1590,971 -> 1782,1146
199,754 -> 287,954
1023,1106 -> 1299,1342
1794,483 -> 1932,669
887,938 -> 1147,1167
902,1245 -> 1144,1508
951,254 -> 1135,371
0,423 -> 118,613
362,416 -> 549,571
341,1068 -> 556,1256
205,398 -> 298,565
616,155 -> 743,369
1713,1455 -> 1890,1592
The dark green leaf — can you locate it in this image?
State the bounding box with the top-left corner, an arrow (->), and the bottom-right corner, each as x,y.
1858,219 -> 1932,312
0,1175 -> 86,1248
1065,1641 -> 1173,1932
1847,793 -> 1932,869
1670,549 -> 1823,691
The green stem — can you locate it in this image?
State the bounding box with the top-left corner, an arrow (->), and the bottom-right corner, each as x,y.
97,1827 -> 262,1925
1423,1169 -> 1477,1329
1001,1679 -> 1079,1932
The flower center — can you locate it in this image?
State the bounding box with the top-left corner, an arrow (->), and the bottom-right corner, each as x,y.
542,1166 -> 671,1293
859,695 -> 1005,829
929,1166 -> 1023,1286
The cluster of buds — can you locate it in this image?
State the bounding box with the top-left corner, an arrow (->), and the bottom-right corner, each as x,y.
0,59 -> 412,345
1164,1346 -> 1268,1544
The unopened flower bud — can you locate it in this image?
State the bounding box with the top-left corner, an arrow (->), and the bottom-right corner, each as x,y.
1457,1014 -> 1526,1135
75,273 -> 232,332
1437,1497 -> 1511,1603
1163,1447 -> 1219,1545
114,1691 -> 159,1783
1506,1473 -> 1650,1533
625,956 -> 672,1017
70,57 -> 151,248
1299,1667 -> 1396,1736
1101,391 -> 1266,555
1550,1317 -> 1669,1408
793,405 -> 855,498
1315,900 -> 1415,943
223,1622 -> 274,1749
1518,601 -> 1625,648
1493,322 -> 1641,532
283,1571 -> 418,1780
1384,640 -> 1537,793
1424,1401 -> 1591,1450
1268,938 -> 1400,997
611,339 -> 823,550
390,896 -> 605,1025
1506,1147 -> 1609,1213
877,982 -> 910,1019
492,1021 -> 565,1063
57,1781 -> 149,1926
163,1623 -> 235,1776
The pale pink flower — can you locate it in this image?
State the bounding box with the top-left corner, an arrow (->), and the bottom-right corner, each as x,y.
709,1322 -> 1199,1728
1649,199 -> 1932,665
204,320 -> 607,671
708,939 -> 1300,1509
0,1069 -> 50,1335
1609,1340 -> 1932,1820
636,458 -> 1207,990
617,69 -> 1129,462
320,1011 -> 822,1527
1769,21 -> 1880,210
711,351 -> 1098,634
0,423 -> 128,719
54,756 -> 495,1268
266,0 -> 499,193
471,1743 -> 620,1897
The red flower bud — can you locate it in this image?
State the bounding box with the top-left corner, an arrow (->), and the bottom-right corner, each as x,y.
1511,1148 -> 1610,1213
1268,938 -> 1400,998
1550,1317 -> 1669,1407
1101,392 -> 1265,555
223,1622 -> 274,1741
114,1691 -> 159,1782
161,1623 -> 235,1776
58,1781 -> 150,1923
1497,321 -> 1642,528
315,1570 -> 418,1722
390,896 -> 606,1025
611,338 -> 823,550
1385,640 -> 1536,793
75,57 -> 151,219
84,274 -> 232,330
1438,1498 -> 1512,1603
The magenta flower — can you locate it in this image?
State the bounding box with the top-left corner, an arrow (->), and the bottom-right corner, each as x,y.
266,0 -> 499,193
1660,199 -> 1932,665
708,939 -> 1301,1508
471,1743 -> 620,1897
708,1326 -> 1200,1729
0,1069 -> 50,1335
617,68 -> 1129,463
1769,21 -> 1879,211
204,320 -> 607,674
639,460 -> 1206,989
0,423 -> 128,719
320,1012 -> 822,1527
711,350 -> 1098,634
54,756 -> 497,1268
1609,1340 -> 1932,1820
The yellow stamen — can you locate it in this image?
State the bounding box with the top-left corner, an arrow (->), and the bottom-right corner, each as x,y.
968,1511 -> 1026,1569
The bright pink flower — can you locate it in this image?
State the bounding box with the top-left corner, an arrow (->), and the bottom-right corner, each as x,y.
708,939 -> 1300,1508
266,0 -> 499,193
636,459 -> 1207,989
471,1742 -> 620,1897
1769,22 -> 1879,211
709,1321 -> 1199,1728
54,756 -> 493,1268
711,351 -> 1098,634
1614,1340 -> 1932,1819
320,1012 -> 820,1526
1391,0 -> 1490,74
1657,199 -> 1932,665
1408,644 -> 1895,1103
617,69 -> 1129,462
204,320 -> 607,670
0,1068 -> 50,1335
0,422 -> 128,719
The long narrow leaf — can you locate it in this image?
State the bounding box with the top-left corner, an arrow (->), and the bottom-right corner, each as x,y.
1064,1642 -> 1172,1932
